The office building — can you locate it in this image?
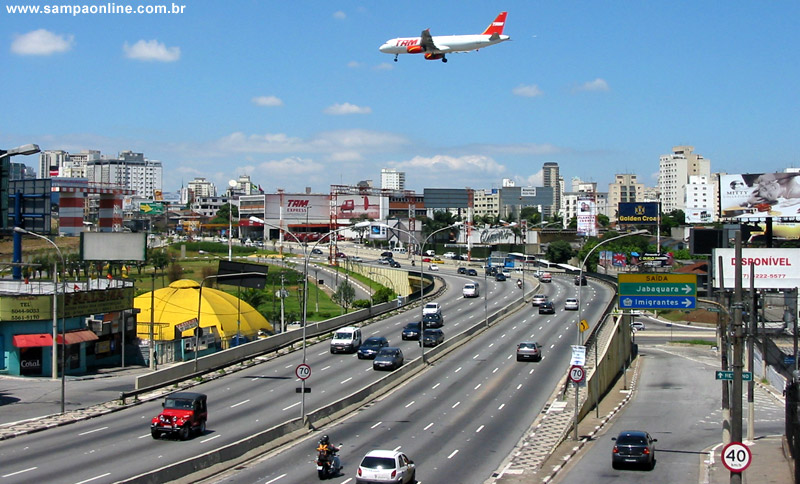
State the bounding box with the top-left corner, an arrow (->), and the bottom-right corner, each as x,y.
381,169 -> 405,191
658,146 -> 710,213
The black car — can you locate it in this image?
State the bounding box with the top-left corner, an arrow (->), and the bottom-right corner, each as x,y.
381,251 -> 394,258
422,328 -> 445,347
495,273 -> 507,281
389,260 -> 401,268
466,268 -> 478,276
574,274 -> 588,286
311,248 -> 323,255
373,347 -> 404,371
538,301 -> 555,314
422,312 -> 444,328
457,267 -> 467,274
612,430 -> 657,470
357,336 -> 389,359
401,321 -> 421,340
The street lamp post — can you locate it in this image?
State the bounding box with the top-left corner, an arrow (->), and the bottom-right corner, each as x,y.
14,227 -> 66,414
572,229 -> 648,440
4,144 -> 42,281
227,180 -> 237,262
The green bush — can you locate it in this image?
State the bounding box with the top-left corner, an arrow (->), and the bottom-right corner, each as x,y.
352,299 -> 371,309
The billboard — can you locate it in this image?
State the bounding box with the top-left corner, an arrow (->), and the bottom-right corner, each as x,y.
618,202 -> 659,225
333,195 -> 386,220
720,172 -> 800,220
576,199 -> 597,236
713,248 -> 800,289
264,194 -> 330,222
685,207 -> 713,224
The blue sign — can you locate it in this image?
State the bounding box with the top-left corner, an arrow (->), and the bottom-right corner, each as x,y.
619,295 -> 696,310
618,202 -> 659,225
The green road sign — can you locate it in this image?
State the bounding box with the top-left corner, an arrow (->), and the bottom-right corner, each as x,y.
618,273 -> 697,310
139,202 -> 165,215
715,371 -> 753,381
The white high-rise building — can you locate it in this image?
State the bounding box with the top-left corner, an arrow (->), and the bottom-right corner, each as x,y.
38,150 -> 69,178
187,177 -> 217,198
85,151 -> 163,199
658,146 -> 710,213
381,168 -> 405,191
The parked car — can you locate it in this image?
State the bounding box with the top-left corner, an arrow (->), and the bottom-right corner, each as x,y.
516,342 -> 542,361
151,392 -> 207,440
356,449 -> 416,484
611,430 -> 657,470
466,268 -> 478,276
357,336 -> 389,359
538,301 -> 555,314
422,302 -> 441,316
422,328 -> 445,347
495,272 -> 507,281
373,347 -> 404,371
422,312 -> 444,328
564,297 -> 579,310
401,321 -> 421,340
457,267 -> 467,274
330,326 -> 362,354
531,294 -> 548,306
631,321 -> 646,331
574,274 -> 588,286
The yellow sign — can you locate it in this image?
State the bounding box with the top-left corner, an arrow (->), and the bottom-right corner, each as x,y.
0,287 -> 135,321
618,274 -> 697,284
579,319 -> 589,332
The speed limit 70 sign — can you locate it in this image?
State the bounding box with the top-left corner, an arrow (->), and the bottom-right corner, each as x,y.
721,442 -> 751,473
295,363 -> 311,381
569,365 -> 585,384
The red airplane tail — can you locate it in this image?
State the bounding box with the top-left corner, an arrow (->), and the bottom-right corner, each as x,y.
482,12 -> 507,36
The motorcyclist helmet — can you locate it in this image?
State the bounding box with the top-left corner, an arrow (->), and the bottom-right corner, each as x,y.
320,435 -> 330,445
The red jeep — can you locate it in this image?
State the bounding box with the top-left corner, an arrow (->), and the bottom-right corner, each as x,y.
151,392 -> 207,440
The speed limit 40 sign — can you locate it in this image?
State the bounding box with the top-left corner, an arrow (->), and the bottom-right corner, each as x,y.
721,442 -> 751,473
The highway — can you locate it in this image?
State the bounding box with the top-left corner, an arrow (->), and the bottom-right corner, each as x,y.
203,276 -> 617,484
0,266 -> 542,484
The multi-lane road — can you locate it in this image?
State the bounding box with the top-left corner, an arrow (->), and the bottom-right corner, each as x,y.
0,262 -> 616,484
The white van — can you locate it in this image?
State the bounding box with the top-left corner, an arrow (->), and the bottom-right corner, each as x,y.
330,326 -> 362,354
463,282 -> 480,298
392,247 -> 407,254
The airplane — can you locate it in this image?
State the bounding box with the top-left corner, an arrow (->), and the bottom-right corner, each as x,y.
379,12 -> 510,63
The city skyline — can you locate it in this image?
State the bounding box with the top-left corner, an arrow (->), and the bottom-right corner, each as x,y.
3,2 -> 799,194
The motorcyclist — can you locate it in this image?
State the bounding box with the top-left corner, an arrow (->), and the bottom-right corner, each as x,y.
516,278 -> 523,289
317,435 -> 340,460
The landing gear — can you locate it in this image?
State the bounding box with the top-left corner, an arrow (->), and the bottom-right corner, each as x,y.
393,54 -> 398,62
442,56 -> 447,63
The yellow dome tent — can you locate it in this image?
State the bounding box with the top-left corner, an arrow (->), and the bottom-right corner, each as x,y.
135,279 -> 271,341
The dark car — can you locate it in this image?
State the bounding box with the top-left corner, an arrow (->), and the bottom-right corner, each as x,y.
151,392 -> 208,440
457,267 -> 467,274
485,266 -> 498,276
380,251 -> 394,258
466,268 -> 478,276
389,260 -> 401,268
357,336 -> 389,359
373,347 -> 404,371
495,272 -> 507,281
401,321 -> 421,340
422,328 -> 444,347
574,274 -> 588,286
311,248 -> 323,255
612,430 -> 657,470
538,301 -> 555,314
516,342 -> 542,361
422,312 -> 444,328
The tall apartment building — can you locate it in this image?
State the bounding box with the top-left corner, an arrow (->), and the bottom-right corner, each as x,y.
62,150 -> 101,178
684,175 -> 716,223
38,150 -> 69,177
607,174 -> 644,221
473,189 -> 500,219
658,146 -> 710,213
187,177 -> 217,199
542,162 -> 561,217
381,168 -> 405,191
85,151 -> 163,199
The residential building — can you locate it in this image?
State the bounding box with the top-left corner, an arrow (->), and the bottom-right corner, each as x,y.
191,196 -> 231,218
85,151 -> 163,199
607,174 -> 644,222
473,189 -> 500,220
187,177 -> 217,199
658,146 -> 710,213
684,175 -> 716,223
381,169 -> 405,191
38,150 -> 69,178
542,162 -> 561,217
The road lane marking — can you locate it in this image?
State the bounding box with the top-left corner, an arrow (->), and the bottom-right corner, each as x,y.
371,421 -> 382,429
473,353 -> 480,359
405,400 -> 415,408
424,422 -> 434,430
448,449 -> 459,459
78,427 -> 108,436
474,384 -> 481,390
498,403 -> 505,410
452,401 -> 460,409
2,467 -> 37,478
516,384 -> 522,390
454,367 -> 462,373
341,377 -> 353,384
432,383 -> 440,389
493,367 -> 499,373
321,365 -> 331,371
265,474 -> 287,484
74,474 -> 111,484
282,402 -> 300,411
393,446 -> 402,452
476,425 -> 484,433
318,351 -> 327,356
230,399 -> 250,408
201,434 -> 221,443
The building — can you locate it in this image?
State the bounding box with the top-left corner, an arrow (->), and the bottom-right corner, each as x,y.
38,150 -> 69,178
62,150 -> 101,178
187,177 -> 217,199
658,146 -> 710,213
381,169 -> 405,191
473,189 -> 500,220
191,196 -> 231,218
684,175 -> 716,223
85,151 -> 163,199
542,162 -> 561,217
607,174 -> 644,222
8,162 -> 36,180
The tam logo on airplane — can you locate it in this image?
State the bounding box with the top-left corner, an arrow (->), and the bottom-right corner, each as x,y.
396,38 -> 419,47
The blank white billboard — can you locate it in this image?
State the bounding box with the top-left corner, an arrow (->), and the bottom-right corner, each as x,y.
80,232 -> 147,261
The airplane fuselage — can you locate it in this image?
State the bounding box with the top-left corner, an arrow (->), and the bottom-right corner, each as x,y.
379,34 -> 509,55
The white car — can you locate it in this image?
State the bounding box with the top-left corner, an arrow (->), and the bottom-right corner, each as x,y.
422,302 -> 441,316
631,321 -> 646,331
428,263 -> 439,271
442,251 -> 456,259
564,298 -> 579,310
356,449 -> 416,484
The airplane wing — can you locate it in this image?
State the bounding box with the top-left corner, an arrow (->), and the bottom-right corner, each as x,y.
420,29 -> 437,52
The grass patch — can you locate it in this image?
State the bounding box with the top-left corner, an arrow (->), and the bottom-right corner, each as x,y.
679,339 -> 716,346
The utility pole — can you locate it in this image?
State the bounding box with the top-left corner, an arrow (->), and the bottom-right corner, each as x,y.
747,264 -> 755,442
731,230 -> 744,484
718,256 -> 730,445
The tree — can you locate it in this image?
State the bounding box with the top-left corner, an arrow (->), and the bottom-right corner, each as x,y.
332,281 -> 356,311
349,213 -> 372,242
546,240 -> 575,264
211,203 -> 239,225
597,213 -> 610,228
372,286 -> 396,304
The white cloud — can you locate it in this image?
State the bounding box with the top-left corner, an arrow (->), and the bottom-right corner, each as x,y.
333,11 -> 346,20
252,96 -> 283,107
11,29 -> 74,56
512,84 -> 543,98
251,157 -> 324,175
374,63 -> 395,71
575,78 -> 610,92
347,61 -> 363,68
323,103 -> 372,115
123,39 -> 180,62
393,155 -> 505,174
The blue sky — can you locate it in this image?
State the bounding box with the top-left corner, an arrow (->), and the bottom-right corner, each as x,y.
2,1 -> 799,194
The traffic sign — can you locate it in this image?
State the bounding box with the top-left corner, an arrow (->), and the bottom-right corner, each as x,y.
578,319 -> 589,333
569,365 -> 585,384
715,371 -> 753,381
618,274 -> 697,310
721,442 -> 751,473
571,345 -> 586,366
175,318 -> 198,333
295,363 -> 311,380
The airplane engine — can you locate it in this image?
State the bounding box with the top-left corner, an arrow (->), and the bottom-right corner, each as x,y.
407,45 -> 423,54
424,53 -> 444,60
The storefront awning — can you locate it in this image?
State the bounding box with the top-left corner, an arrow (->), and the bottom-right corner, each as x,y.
57,330 -> 99,345
13,334 -> 54,348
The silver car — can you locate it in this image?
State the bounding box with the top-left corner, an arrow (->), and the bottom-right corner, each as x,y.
516,341 -> 542,361
564,298 -> 579,310
531,294 -> 548,306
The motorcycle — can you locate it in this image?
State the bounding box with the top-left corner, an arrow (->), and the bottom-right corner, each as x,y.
316,444 -> 343,479
516,279 -> 523,289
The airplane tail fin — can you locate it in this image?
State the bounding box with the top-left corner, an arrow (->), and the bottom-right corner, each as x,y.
482,11 -> 507,36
